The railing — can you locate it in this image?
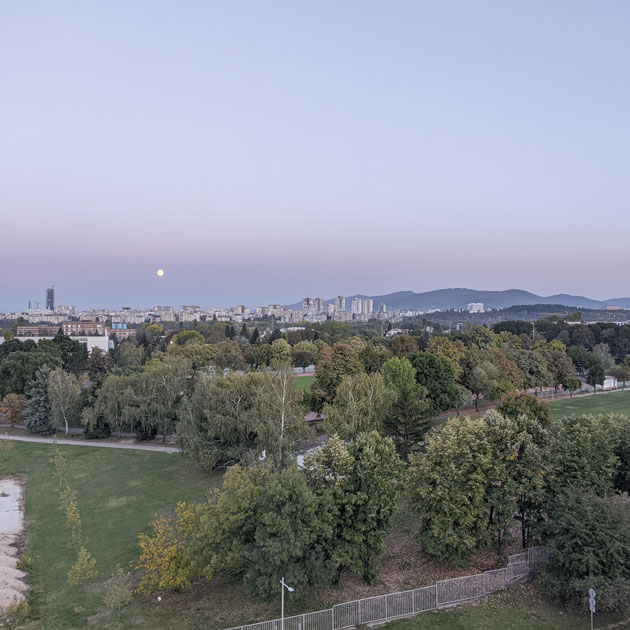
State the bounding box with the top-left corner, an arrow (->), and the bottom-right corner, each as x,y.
224,546 -> 549,630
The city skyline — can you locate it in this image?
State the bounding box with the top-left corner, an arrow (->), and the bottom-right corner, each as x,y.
2,1 -> 630,309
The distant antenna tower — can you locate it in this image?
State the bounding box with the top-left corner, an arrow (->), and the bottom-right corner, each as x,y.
46,286 -> 55,311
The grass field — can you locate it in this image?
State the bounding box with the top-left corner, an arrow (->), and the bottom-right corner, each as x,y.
294,374 -> 315,393
382,583 -> 627,630
0,441 -> 221,629
549,389 -> 630,419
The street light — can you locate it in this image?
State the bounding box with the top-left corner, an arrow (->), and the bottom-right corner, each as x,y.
280,577 -> 294,630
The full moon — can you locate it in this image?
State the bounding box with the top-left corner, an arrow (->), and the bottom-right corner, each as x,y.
156,269 -> 165,277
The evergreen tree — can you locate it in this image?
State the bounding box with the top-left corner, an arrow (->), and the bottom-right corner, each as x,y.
250,327 -> 260,344
25,365 -> 55,435
243,469 -> 336,599
239,324 -> 250,341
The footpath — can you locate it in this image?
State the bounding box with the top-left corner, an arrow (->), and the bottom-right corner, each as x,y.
0,433 -> 179,453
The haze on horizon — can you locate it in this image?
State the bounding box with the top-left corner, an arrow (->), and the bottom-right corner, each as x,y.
1,1 -> 629,311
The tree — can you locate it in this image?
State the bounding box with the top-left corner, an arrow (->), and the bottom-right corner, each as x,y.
322,373 -> 391,440
561,376 -> 582,398
48,368 -> 81,434
239,323 -> 250,341
463,360 -> 500,411
129,356 -> 192,441
178,372 -> 266,469
390,334 -> 418,357
256,366 -> 311,467
0,393 -> 26,428
409,417 -> 492,565
426,337 -> 466,380
586,356 -> 605,393
358,344 -> 392,374
539,489 -> 630,612
0,349 -> 61,396
112,339 -> 144,368
291,341 -> 317,373
51,333 -> 89,375
268,339 -> 292,367
103,565 -> 133,624
311,343 -> 364,408
496,392 -> 550,426
454,384 -> 473,416
24,366 -> 54,435
243,469 -> 336,599
87,347 -> 113,380
305,432 -> 403,584
545,414 -> 618,498
171,330 -> 205,346
382,357 -> 430,455
409,352 -> 459,417
250,327 -> 260,344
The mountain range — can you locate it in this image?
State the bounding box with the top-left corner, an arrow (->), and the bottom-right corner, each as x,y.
288,289 -> 630,311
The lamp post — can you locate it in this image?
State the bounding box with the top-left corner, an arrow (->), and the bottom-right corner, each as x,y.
280,577 -> 294,630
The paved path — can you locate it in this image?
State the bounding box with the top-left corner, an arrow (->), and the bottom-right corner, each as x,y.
0,433 -> 180,453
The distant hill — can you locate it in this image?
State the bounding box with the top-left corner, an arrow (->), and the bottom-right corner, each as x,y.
287,289 -> 630,311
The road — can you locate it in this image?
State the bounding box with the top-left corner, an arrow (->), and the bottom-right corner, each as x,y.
0,433 -> 180,453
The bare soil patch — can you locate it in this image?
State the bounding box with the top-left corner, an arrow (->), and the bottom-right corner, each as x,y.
0,477 -> 27,610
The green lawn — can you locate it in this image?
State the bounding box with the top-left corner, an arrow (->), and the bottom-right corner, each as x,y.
294,374 -> 315,393
549,389 -> 630,419
382,583 -> 627,630
0,441 -> 221,629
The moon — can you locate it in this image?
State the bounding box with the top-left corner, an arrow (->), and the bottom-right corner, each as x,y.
156,269 -> 165,277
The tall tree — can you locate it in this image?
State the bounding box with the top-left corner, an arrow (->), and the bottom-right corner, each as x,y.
24,365 -> 54,435
48,368 -> 82,434
243,469 -> 336,599
322,373 -> 391,440
409,352 -> 459,417
305,432 -> 403,584
382,357 -> 430,455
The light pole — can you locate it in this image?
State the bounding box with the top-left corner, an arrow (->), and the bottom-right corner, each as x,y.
280,577 -> 294,630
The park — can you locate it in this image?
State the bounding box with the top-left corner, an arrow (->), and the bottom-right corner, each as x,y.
2,388 -> 630,629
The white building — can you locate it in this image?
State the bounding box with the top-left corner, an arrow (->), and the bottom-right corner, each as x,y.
335,296 -> 346,312
467,303 -> 485,313
351,298 -> 363,315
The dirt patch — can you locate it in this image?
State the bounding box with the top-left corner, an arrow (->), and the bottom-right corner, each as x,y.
0,478 -> 27,610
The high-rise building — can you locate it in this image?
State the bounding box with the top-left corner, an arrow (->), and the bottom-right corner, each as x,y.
314,297 -> 324,312
362,298 -> 373,314
302,297 -> 313,312
379,303 -> 387,313
335,296 -> 346,311
351,298 -> 363,315
46,287 -> 55,311
326,303 -> 335,315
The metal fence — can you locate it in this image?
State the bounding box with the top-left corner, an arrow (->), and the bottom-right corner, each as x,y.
224,546 -> 549,630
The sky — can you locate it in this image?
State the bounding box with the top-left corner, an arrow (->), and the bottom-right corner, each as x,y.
1,1 -> 629,310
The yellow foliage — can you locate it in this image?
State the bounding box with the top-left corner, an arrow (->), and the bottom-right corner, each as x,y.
68,546 -> 98,585
136,514 -> 192,593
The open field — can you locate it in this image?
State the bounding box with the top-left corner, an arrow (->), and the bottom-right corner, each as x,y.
382,583 -> 628,630
0,441 -> 221,629
549,389 -> 630,419
294,374 -> 315,393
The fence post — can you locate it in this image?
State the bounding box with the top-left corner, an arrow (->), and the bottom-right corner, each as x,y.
358,600 -> 361,625
385,595 -> 388,620
332,606 -> 335,630
435,583 -> 439,609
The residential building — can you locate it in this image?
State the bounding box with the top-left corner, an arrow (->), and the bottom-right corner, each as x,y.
335,296 -> 346,311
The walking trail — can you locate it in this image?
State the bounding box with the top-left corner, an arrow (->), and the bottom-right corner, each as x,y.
0,434 -> 179,453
